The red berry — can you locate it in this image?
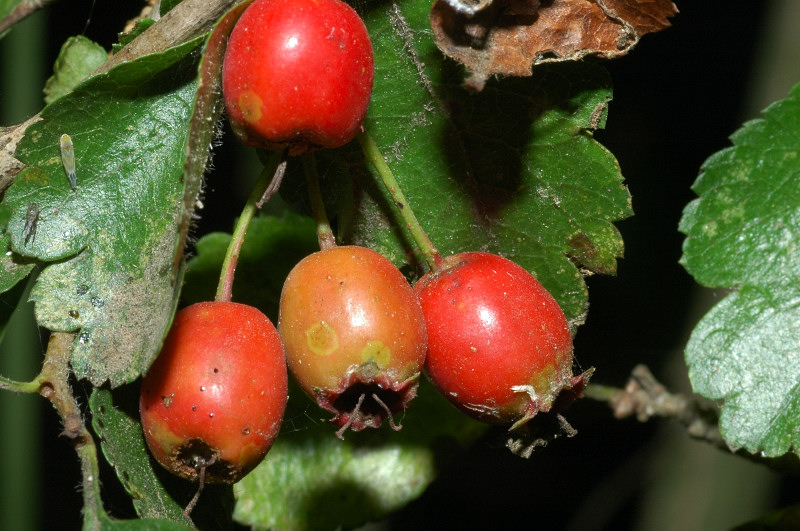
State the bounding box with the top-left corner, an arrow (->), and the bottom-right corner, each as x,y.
278,246 -> 427,436
222,0 -> 374,154
415,252 -> 584,429
140,302 -> 288,483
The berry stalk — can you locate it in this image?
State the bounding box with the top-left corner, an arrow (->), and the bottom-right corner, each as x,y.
216,150 -> 286,302
302,154 -> 337,251
357,130 -> 443,272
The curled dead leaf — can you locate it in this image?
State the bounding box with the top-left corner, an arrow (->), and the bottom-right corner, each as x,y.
431,0 -> 678,89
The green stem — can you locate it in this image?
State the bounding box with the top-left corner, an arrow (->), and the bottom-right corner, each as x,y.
582,382 -> 625,403
78,429 -> 106,531
215,151 -> 285,302
0,375 -> 40,393
356,130 -> 443,272
302,154 -> 337,251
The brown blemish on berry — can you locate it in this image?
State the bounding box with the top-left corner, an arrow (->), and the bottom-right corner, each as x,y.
306,321 -> 338,355
238,90 -> 263,124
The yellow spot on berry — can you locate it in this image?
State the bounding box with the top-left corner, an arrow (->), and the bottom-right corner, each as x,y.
306,321 -> 338,355
360,340 -> 391,368
238,90 -> 263,124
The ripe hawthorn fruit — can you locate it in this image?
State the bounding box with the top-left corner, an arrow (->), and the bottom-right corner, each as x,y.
278,246 -> 427,437
222,0 -> 374,154
140,301 -> 288,484
414,252 -> 589,429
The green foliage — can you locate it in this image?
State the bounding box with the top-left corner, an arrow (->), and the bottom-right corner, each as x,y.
44,35 -> 107,105
680,81 -> 800,457
2,39 -> 201,386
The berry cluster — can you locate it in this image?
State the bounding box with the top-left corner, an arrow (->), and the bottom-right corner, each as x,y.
138,0 -> 589,514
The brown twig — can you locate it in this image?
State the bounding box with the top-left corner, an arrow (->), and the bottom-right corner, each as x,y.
584,364 -> 725,448
38,332 -> 108,528
585,364 -> 800,473
0,117 -> 42,194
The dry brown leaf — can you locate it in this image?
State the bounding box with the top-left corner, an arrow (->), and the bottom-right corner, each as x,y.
431,0 -> 678,89
0,117 -> 41,194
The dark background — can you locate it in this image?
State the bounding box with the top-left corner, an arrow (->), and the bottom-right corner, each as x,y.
1,1 -> 795,529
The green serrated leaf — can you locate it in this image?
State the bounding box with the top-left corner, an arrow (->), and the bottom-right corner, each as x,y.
183,212 -> 318,321
90,386 -> 236,529
2,39 -> 203,387
90,387 -> 192,524
680,89 -> 800,288
234,378 -> 485,531
680,81 -> 800,456
44,35 -> 108,105
686,287 -> 800,456
282,1 -> 630,326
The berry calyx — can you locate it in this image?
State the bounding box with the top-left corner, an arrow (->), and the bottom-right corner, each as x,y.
278,245 -> 427,437
222,0 -> 375,154
140,302 -> 288,484
415,252 -> 589,429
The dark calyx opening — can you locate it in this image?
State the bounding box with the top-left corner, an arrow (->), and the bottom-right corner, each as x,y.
174,439 -> 239,484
